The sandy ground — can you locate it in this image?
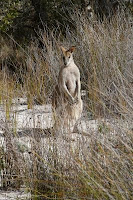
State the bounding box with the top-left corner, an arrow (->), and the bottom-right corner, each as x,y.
0,191 -> 31,200
0,98 -> 109,134
0,98 -> 93,199
0,98 -> 132,199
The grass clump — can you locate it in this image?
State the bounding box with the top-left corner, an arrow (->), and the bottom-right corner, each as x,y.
0,10 -> 133,200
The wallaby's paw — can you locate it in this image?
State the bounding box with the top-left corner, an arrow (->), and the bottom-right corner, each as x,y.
74,96 -> 79,104
68,97 -> 75,105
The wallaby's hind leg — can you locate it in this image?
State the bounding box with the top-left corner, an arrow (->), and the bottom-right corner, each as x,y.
66,98 -> 83,133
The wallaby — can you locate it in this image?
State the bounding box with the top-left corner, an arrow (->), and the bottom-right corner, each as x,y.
52,46 -> 83,133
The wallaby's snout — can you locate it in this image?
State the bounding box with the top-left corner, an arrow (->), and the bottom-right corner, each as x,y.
63,55 -> 67,66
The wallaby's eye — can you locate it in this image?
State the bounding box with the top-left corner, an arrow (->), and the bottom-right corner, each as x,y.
68,56 -> 71,59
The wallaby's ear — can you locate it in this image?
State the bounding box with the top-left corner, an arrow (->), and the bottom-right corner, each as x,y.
68,46 -> 76,53
61,46 -> 67,55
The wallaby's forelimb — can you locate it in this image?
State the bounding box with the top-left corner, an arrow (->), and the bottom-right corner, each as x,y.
74,80 -> 81,101
61,82 -> 75,103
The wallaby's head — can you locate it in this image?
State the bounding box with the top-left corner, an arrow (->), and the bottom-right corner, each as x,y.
61,46 -> 76,66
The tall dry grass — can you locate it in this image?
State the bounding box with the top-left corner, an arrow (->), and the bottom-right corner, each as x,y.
0,10 -> 133,199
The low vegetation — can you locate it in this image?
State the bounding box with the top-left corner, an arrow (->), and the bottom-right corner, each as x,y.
0,9 -> 133,200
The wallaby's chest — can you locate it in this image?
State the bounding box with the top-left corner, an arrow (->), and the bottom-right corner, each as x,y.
59,66 -> 80,82
59,66 -> 80,95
